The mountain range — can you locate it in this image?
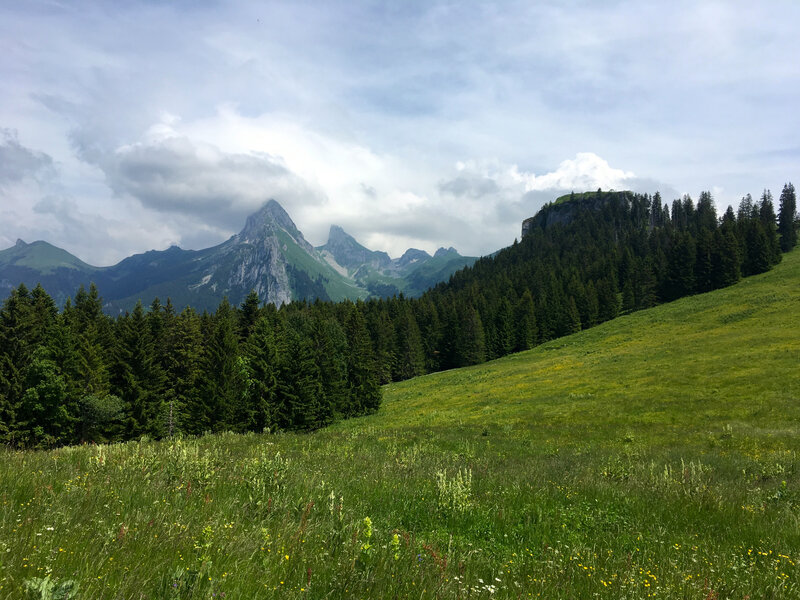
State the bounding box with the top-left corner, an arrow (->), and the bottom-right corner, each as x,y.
0,200 -> 476,312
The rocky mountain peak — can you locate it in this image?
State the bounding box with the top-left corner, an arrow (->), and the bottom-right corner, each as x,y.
433,246 -> 458,258
319,225 -> 391,271
239,199 -> 299,241
396,248 -> 431,269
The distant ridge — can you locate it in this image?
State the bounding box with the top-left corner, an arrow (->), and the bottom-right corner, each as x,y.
0,200 -> 476,311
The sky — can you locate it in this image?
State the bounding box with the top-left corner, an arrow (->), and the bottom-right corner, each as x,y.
1,0 -> 799,265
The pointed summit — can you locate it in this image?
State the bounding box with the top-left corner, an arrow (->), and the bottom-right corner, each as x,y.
318,225 -> 390,271
239,199 -> 300,241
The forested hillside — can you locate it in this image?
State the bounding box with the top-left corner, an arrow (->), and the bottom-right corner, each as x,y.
357,184 -> 796,380
0,184 -> 795,447
0,286 -> 381,448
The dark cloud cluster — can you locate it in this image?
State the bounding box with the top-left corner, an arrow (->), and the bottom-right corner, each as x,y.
439,175 -> 500,199
97,136 -> 323,233
0,130 -> 54,185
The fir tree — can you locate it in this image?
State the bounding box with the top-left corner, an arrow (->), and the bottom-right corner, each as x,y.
513,290 -> 538,351
112,301 -> 166,439
344,304 -> 381,415
758,190 -> 782,265
243,314 -> 279,432
200,299 -> 248,432
393,303 -> 426,380
17,348 -> 72,448
778,183 -> 797,252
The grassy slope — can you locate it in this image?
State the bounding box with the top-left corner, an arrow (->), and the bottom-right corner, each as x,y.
1,251 -> 799,599
276,230 -> 367,302
369,250 -> 800,438
0,241 -> 97,275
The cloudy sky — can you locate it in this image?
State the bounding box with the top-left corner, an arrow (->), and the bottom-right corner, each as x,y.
1,1 -> 798,264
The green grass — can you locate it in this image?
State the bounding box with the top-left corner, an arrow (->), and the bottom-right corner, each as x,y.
553,190 -> 632,205
0,241 -> 96,275
276,230 -> 368,302
2,251 -> 800,599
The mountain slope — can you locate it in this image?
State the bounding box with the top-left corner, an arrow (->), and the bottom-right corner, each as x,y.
0,240 -> 101,305
317,228 -> 477,298
1,201 -> 475,311
4,252 -> 798,599
104,200 -> 364,311
367,245 -> 800,430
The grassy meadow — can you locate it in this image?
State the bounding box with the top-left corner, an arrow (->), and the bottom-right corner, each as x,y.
2,250 -> 800,599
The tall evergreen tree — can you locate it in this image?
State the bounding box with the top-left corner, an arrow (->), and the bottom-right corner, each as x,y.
456,303 -> 486,366
513,289 -> 538,352
243,313 -> 279,432
663,232 -> 696,300
393,303 -> 426,380
200,299 -> 248,432
308,315 -> 347,424
112,301 -> 166,438
166,307 -> 204,436
239,289 -> 261,339
759,190 -> 782,265
778,182 -> 797,252
343,304 -> 381,415
16,348 -> 72,448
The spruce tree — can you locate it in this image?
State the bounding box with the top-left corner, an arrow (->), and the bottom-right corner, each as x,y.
244,314 -> 279,431
513,290 -> 538,351
308,315 -> 347,424
17,348 -> 72,448
112,301 -> 166,439
344,304 -> 381,415
279,322 -> 324,430
239,289 -> 261,339
759,190 -> 782,265
367,308 -> 396,384
663,232 -> 696,300
167,307 -> 204,436
778,183 -> 797,252
200,299 -> 248,432
456,304 -> 486,366
393,303 -> 426,380
694,228 -> 715,293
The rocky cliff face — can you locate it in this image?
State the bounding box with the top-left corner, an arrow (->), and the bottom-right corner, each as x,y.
187,200 -> 331,308
218,233 -> 293,307
318,225 -> 391,274
1,199 -> 479,312
522,190 -> 634,237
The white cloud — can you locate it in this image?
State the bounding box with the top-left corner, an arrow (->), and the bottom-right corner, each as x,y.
1,0 -> 798,264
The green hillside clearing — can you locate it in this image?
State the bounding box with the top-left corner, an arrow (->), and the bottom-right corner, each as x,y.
0,241 -> 96,275
1,250 -> 799,599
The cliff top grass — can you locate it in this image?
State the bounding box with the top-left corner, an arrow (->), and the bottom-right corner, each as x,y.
552,189 -> 633,205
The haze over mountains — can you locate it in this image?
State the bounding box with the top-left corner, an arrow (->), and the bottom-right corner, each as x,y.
0,200 -> 476,312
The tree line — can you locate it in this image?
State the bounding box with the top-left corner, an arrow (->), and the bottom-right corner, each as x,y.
0,287 -> 381,448
353,184 -> 796,382
0,183 -> 796,448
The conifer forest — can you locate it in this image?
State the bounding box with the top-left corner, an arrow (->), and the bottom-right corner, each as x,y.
0,184 -> 796,448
